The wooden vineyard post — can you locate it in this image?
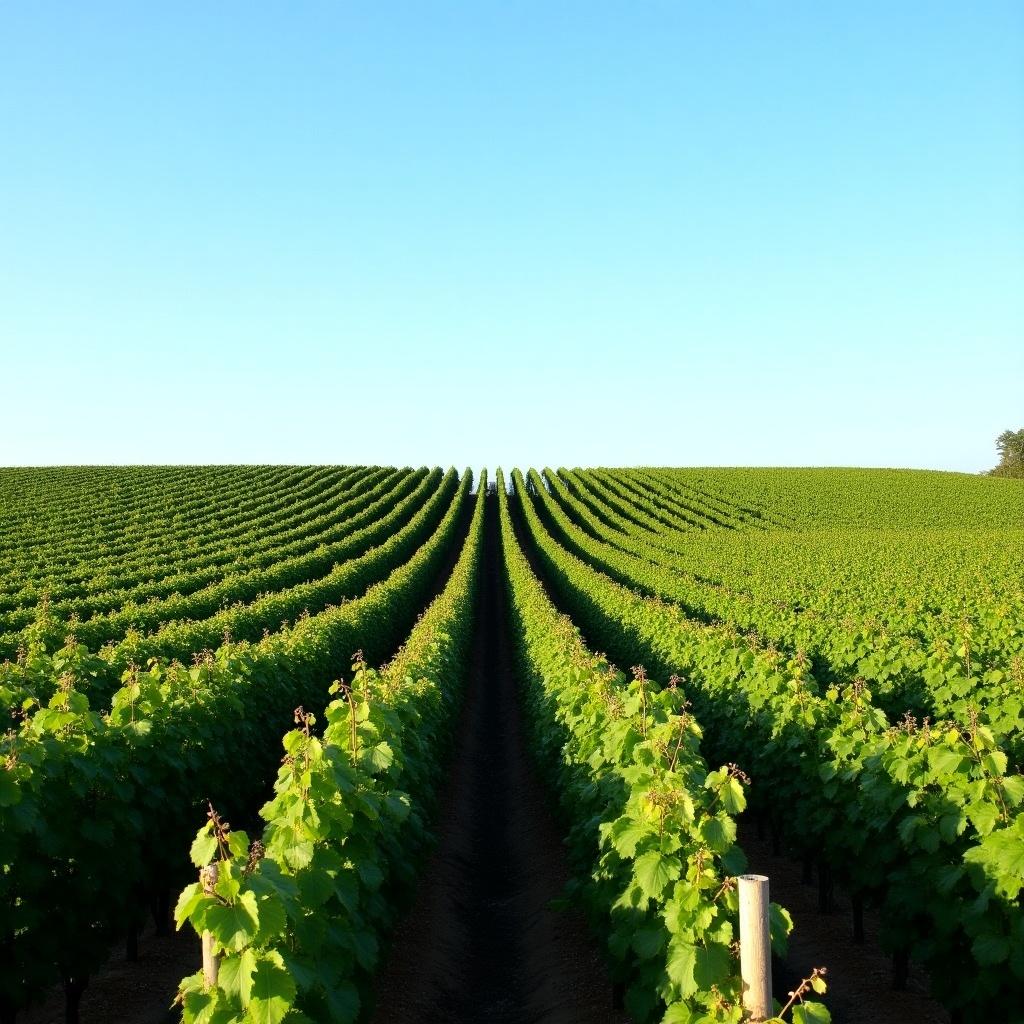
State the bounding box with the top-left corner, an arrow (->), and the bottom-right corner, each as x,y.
738,873 -> 772,1021
200,864 -> 219,989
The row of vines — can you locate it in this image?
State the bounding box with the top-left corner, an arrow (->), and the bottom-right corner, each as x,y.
3,464 -> 1020,1022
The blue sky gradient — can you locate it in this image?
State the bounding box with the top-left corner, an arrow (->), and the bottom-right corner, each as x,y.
2,2 -> 1022,470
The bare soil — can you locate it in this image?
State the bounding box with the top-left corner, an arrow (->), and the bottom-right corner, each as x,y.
369,495 -> 628,1023
20,924 -> 197,1024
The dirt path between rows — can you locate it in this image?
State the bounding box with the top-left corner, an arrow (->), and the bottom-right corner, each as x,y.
369,494 -> 628,1024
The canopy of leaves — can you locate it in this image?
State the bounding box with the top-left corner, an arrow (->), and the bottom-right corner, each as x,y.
990,428 -> 1024,479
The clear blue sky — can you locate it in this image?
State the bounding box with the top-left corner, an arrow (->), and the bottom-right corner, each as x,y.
2,2 -> 1022,471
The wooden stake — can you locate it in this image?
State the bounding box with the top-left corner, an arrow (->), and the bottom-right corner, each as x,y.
200,864 -> 219,989
738,873 -> 772,1022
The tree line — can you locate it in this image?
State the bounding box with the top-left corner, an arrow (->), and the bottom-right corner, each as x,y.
990,428 -> 1024,478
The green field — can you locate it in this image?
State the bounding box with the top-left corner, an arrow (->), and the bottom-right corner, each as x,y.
1,467 -> 1022,1024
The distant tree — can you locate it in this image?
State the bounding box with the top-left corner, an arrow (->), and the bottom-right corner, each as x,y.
990,428 -> 1024,478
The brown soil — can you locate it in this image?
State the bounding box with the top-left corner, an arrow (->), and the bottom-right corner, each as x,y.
369,494 -> 628,1024
19,924 -> 198,1024
737,823 -> 951,1024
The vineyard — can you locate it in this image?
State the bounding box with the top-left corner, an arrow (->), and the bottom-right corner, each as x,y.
1,466 -> 1022,1024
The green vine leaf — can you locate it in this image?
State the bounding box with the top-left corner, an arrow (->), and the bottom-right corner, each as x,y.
244,956 -> 296,1024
